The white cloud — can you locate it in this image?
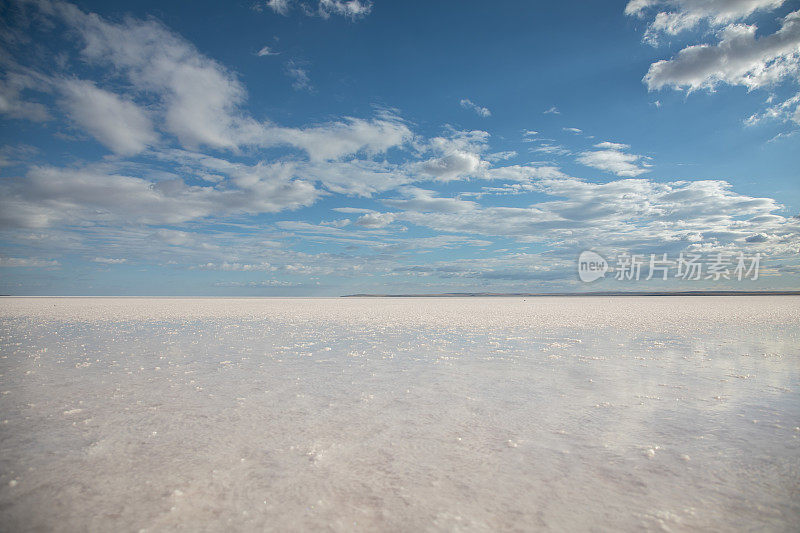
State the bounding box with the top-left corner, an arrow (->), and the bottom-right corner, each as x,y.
332,207 -> 375,214
532,143 -> 571,156
384,179 -> 797,256
286,61 -> 312,91
594,141 -> 630,150
385,187 -> 478,214
60,79 -> 158,156
263,0 -> 371,19
49,2 -> 257,151
0,162 -> 320,228
630,1 -> 800,128
198,261 -> 274,271
746,93 -> 800,124
291,158 -> 411,195
19,1 -> 410,161
626,0 -> 787,43
257,46 -> 279,56
0,71 -> 51,122
576,142 -> 651,177
3,0 -> 795,287
485,150 -> 517,162
355,212 -> 396,228
0,257 -> 60,268
625,0 -> 659,16
272,115 -> 413,162
459,98 -> 491,117
265,0 -> 291,15
644,11 -> 800,92
420,151 -> 485,181
318,0 -> 372,19
543,106 -> 560,114
154,229 -> 195,246
481,164 -> 567,182
414,129 -> 491,181
214,280 -> 299,287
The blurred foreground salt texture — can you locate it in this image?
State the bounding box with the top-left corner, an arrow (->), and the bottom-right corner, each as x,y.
0,297 -> 798,532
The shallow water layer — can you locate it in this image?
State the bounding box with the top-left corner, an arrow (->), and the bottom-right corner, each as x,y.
0,297 -> 798,532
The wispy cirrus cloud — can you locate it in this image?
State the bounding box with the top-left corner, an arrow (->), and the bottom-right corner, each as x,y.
0,256 -> 60,268
263,0 -> 372,19
257,45 -> 279,56
264,0 -> 291,16
459,98 -> 491,117
286,60 -> 312,91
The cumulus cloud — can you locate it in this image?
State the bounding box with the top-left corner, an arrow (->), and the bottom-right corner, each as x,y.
93,257 -> 127,264
630,0 -> 800,125
460,98 -> 491,117
626,0 -> 787,42
576,142 -> 651,177
420,151 -> 484,181
355,212 -> 396,228
644,11 -> 800,92
413,129 -> 491,181
409,129 -> 490,181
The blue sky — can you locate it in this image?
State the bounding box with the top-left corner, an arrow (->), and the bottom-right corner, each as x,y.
0,0 -> 798,295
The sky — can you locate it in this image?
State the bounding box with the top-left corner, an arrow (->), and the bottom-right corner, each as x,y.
0,0 -> 798,296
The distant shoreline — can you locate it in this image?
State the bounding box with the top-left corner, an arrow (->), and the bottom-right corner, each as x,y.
342,291 -> 800,297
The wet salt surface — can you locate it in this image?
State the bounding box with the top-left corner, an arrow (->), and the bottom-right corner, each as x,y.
0,297 -> 798,532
